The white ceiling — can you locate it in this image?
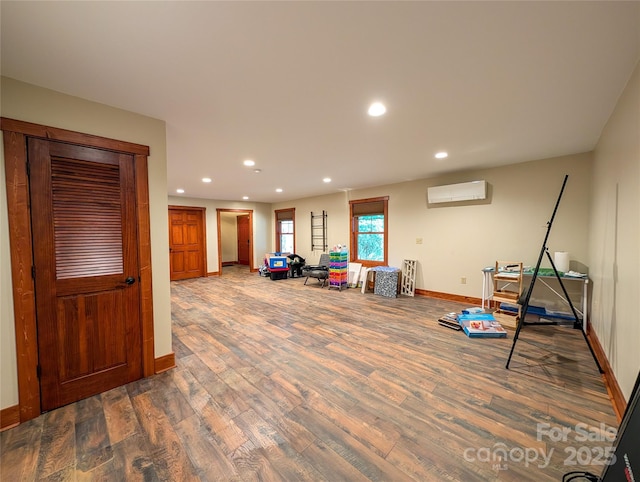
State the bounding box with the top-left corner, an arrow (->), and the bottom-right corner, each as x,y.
2,1 -> 639,203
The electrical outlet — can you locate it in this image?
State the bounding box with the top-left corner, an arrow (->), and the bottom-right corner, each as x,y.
416,237 -> 423,244
461,277 -> 467,284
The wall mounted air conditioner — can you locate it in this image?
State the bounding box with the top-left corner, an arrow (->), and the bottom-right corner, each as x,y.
427,180 -> 487,204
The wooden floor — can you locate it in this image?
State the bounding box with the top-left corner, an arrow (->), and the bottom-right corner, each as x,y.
2,265 -> 617,481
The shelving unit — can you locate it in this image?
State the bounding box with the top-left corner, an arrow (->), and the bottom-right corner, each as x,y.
328,250 -> 348,291
401,259 -> 417,297
493,261 -> 523,316
311,211 -> 327,251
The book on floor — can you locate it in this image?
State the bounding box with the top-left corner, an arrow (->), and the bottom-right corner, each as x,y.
438,312 -> 462,331
459,318 -> 507,338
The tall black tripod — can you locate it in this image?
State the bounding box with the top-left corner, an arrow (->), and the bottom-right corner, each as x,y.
505,175 -> 603,373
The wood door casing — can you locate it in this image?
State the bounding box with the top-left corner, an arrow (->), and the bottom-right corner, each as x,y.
169,207 -> 206,280
29,138 -> 143,411
1,117 -> 155,423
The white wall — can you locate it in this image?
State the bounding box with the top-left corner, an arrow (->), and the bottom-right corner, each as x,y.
589,60 -> 640,400
274,152 -> 592,300
220,213 -> 239,263
272,193 -> 351,264
167,196 -> 271,273
0,77 -> 172,410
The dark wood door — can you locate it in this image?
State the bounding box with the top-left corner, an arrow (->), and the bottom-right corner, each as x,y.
237,215 -> 250,265
169,208 -> 205,280
28,139 -> 143,411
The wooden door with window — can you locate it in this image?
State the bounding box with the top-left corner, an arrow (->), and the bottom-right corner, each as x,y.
237,215 -> 250,265
169,207 -> 206,280
28,139 -> 143,411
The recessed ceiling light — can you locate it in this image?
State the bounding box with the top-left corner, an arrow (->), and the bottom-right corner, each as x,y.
323,177 -> 332,183
242,196 -> 249,200
176,188 -> 185,194
202,177 -> 212,183
254,168 -> 262,173
435,152 -> 448,159
368,102 -> 386,117
243,160 -> 255,167
275,188 -> 283,193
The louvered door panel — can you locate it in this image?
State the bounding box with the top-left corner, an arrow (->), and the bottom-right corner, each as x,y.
52,158 -> 124,279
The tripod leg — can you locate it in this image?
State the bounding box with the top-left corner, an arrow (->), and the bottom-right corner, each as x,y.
506,252 -> 544,368
506,175 -> 573,370
505,276 -> 538,369
547,250 -> 582,327
546,251 -> 603,374
581,329 -> 604,373
505,305 -> 526,369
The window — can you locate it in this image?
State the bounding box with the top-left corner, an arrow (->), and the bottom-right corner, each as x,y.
349,197 -> 388,266
275,208 -> 295,253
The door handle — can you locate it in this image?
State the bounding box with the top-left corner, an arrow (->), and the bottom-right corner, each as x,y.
125,276 -> 136,285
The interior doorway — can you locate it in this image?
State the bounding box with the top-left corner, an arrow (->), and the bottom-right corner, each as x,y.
168,206 -> 206,281
217,209 -> 254,275
237,215 -> 250,265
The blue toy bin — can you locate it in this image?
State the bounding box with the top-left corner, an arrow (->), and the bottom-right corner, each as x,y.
268,256 -> 288,269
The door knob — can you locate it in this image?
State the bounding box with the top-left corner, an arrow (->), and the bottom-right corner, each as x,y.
125,276 -> 136,285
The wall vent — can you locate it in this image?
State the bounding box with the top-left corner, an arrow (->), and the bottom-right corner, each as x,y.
427,180 -> 487,204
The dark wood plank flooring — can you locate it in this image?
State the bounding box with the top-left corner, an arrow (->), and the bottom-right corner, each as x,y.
1,265 -> 617,481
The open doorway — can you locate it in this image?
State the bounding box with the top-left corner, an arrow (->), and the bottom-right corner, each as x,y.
217,209 -> 254,275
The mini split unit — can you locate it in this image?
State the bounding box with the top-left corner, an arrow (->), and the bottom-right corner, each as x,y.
427,180 -> 487,204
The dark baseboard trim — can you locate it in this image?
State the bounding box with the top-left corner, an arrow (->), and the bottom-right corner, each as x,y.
0,405 -> 20,432
415,289 -> 483,306
207,271 -> 220,277
155,353 -> 176,374
586,326 -> 626,422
